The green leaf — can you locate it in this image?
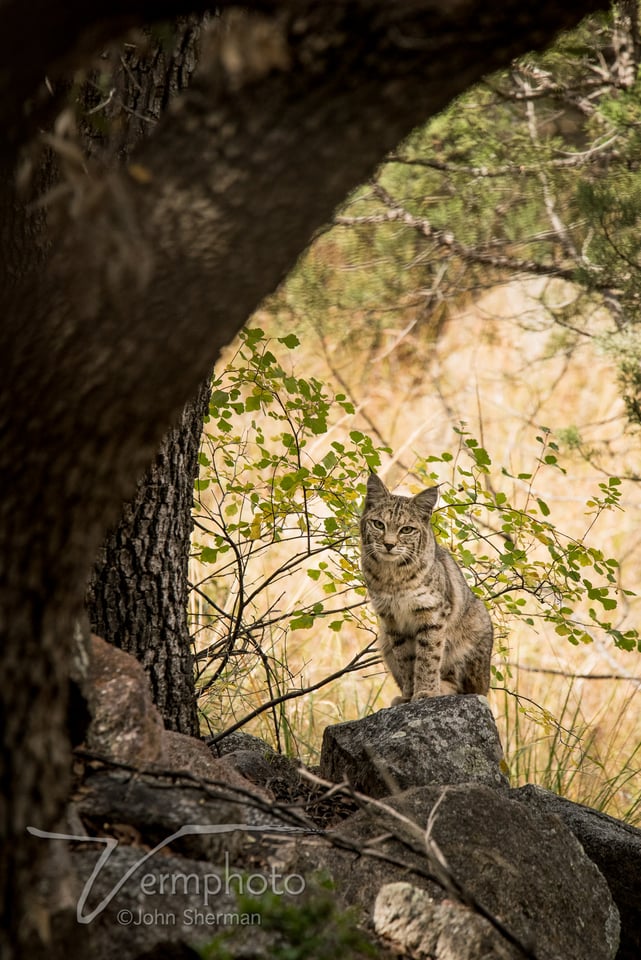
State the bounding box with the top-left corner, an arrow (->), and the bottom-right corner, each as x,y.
199,547 -> 218,563
243,327 -> 265,346
278,333 -> 301,349
245,395 -> 262,412
210,389 -> 229,408
308,417 -> 328,435
290,613 -> 315,630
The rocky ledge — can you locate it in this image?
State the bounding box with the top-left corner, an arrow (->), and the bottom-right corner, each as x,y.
35,635 -> 640,960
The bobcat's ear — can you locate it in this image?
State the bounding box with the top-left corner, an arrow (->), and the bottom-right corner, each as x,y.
413,485 -> 439,516
365,472 -> 389,506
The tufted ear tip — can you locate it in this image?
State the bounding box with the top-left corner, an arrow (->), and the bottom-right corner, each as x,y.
413,485 -> 439,515
365,472 -> 389,504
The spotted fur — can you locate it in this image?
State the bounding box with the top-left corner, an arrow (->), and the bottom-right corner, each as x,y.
360,473 -> 493,703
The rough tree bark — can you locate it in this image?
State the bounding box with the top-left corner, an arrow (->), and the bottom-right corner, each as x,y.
86,379 -> 209,737
0,2 -> 608,956
84,20 -> 207,736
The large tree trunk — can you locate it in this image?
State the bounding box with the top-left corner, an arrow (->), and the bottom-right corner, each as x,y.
84,21 -> 207,736
86,378 -> 210,736
0,2 -> 608,956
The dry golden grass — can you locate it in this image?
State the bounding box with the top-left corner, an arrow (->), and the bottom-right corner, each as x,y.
193,277 -> 641,822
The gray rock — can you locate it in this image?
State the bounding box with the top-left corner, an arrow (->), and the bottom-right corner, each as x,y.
60,846 -> 374,960
220,748 -> 277,786
319,695 -> 508,797
82,634 -> 165,767
161,729 -> 228,779
511,784 -> 641,960
220,749 -> 308,802
160,733 -> 275,809
75,769 -> 247,861
67,847 -> 270,959
208,731 -> 276,757
290,783 -> 620,960
374,881 -> 515,960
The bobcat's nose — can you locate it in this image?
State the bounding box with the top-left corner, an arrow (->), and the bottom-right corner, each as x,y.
384,542 -> 395,552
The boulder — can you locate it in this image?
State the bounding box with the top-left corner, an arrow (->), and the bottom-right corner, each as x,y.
64,640 -> 630,960
218,748 -> 307,799
74,769 -> 248,861
161,730 -> 275,806
66,846 -> 267,959
319,695 -> 508,797
374,881 -> 515,960
220,749 -> 287,790
82,635 -> 165,767
62,845 -> 373,960
209,731 -> 276,757
162,730 -> 225,778
512,784 -> 641,960
290,783 -> 620,960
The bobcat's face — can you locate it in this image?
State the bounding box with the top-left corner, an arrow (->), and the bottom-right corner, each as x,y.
360,473 -> 439,568
362,511 -> 423,563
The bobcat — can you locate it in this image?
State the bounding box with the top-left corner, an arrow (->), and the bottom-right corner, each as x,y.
360,472 -> 493,703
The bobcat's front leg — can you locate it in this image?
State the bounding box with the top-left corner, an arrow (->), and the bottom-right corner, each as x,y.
412,627 -> 446,698
381,629 -> 415,703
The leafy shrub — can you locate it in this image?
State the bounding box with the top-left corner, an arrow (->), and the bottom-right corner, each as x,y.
191,328 -> 637,754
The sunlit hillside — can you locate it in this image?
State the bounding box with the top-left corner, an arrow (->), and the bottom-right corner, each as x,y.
190,274 -> 641,823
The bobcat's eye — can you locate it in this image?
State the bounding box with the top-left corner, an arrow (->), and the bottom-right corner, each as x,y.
399,525 -> 416,535
370,519 -> 385,532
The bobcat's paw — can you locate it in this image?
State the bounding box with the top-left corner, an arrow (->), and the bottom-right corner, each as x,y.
412,689 -> 441,700
391,695 -> 411,706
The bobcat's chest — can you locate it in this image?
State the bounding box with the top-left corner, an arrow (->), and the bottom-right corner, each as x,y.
373,584 -> 441,634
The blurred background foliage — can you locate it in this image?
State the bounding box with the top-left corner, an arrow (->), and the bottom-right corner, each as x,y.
191,5 -> 641,823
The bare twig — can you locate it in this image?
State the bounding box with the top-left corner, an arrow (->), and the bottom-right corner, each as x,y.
206,642 -> 381,746
386,135 -> 620,178
506,662 -> 641,683
520,76 -> 580,263
491,686 -> 583,744
334,200 -> 585,286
